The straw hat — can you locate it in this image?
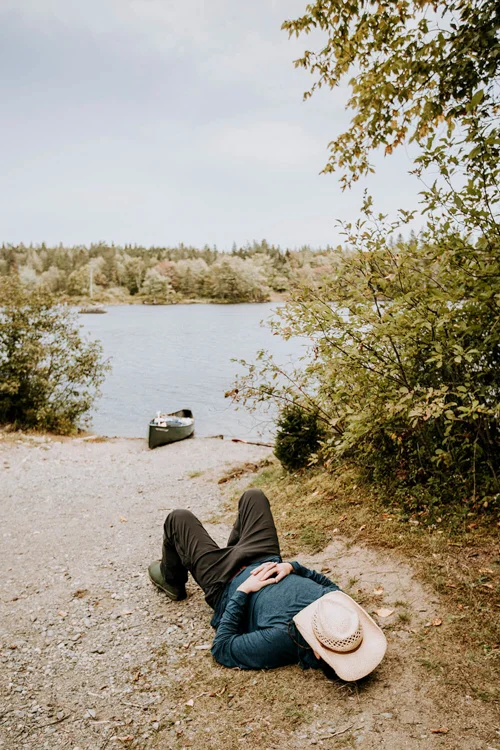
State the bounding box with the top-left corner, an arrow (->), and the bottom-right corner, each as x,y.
293,591 -> 387,681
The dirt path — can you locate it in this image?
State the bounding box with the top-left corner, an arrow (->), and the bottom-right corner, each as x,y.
0,436 -> 497,750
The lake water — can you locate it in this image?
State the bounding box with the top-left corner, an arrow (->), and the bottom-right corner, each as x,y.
79,303 -> 306,440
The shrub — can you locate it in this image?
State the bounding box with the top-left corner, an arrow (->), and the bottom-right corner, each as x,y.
234,218 -> 500,509
0,277 -> 110,433
274,404 -> 325,472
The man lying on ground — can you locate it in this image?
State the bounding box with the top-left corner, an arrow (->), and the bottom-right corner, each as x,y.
148,488 -> 386,681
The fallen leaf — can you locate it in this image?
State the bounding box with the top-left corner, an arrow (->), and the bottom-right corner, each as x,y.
72,589 -> 88,599
481,583 -> 494,590
430,727 -> 449,734
359,525 -> 366,531
457,604 -> 464,610
432,618 -> 442,627
86,708 -> 96,719
119,516 -> 128,523
374,608 -> 394,618
479,568 -> 494,574
185,699 -> 194,707
58,610 -> 68,617
339,515 -> 347,522
373,587 -> 384,596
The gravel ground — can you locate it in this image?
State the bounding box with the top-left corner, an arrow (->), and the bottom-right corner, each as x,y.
0,434 -> 498,750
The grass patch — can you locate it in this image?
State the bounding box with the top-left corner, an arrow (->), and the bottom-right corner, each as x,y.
187,469 -> 204,479
417,658 -> 443,674
218,459 -> 499,704
298,524 -> 328,553
148,648 -> 349,749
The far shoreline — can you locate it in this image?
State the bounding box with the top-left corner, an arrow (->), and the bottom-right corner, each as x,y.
62,291 -> 289,308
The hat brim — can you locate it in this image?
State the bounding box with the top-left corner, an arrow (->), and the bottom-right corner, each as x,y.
293,591 -> 387,682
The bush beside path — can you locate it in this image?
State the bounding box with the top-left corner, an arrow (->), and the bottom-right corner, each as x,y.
0,435 -> 497,749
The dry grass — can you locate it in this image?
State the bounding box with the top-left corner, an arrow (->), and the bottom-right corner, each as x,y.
187,469 -> 205,479
216,457 -> 273,484
147,647 -> 356,749
217,460 -> 499,705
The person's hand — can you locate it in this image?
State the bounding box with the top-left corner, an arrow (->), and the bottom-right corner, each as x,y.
251,561 -> 293,583
237,562 -> 292,594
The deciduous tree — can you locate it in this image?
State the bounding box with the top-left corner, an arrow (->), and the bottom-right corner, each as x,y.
0,278 -> 110,433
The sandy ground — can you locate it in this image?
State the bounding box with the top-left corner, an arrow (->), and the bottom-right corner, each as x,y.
0,435 -> 498,750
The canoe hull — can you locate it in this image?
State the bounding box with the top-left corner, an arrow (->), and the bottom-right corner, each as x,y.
148,409 -> 194,449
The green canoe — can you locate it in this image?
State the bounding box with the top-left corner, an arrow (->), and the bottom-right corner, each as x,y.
148,409 -> 195,449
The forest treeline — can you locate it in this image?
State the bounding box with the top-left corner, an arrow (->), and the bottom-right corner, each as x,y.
0,240 -> 342,304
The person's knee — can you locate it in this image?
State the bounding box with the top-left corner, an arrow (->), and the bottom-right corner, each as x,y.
165,508 -> 196,533
239,488 -> 269,509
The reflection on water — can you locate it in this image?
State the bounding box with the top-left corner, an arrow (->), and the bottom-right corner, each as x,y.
79,303 -> 305,440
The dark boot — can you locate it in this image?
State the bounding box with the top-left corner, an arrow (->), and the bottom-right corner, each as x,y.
148,561 -> 187,601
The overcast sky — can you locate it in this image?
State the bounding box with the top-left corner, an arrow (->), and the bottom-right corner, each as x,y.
1,0 -> 421,249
